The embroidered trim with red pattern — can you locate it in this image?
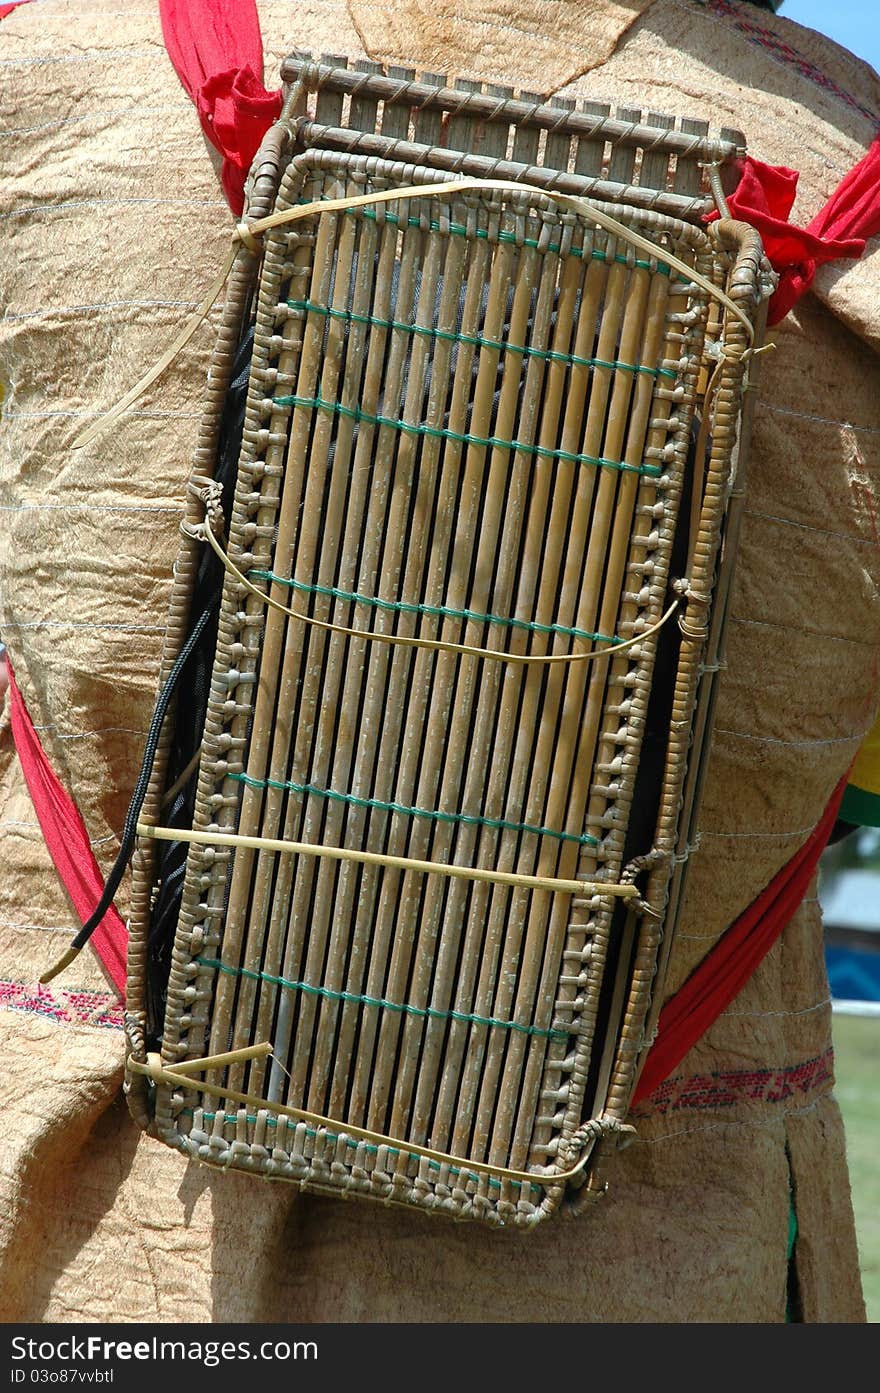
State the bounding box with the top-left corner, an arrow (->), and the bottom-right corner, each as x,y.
633,1047 -> 835,1115
0,979 -> 124,1030
694,0 -> 879,126
0,974 -> 835,1124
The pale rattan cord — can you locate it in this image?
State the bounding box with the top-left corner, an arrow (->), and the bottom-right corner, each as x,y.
72,177 -> 754,452
135,822 -> 641,900
193,505 -> 681,667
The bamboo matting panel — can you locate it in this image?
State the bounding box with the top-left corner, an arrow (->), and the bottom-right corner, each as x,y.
135,144 -> 743,1226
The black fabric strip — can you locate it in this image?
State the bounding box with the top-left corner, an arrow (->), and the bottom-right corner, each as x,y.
71,605 -> 215,950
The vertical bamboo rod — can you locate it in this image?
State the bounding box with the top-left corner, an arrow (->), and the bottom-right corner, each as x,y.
273,201 -> 424,1101
281,206 -> 427,1103
266,203 -> 405,1100
333,228 -> 494,1125
534,272 -> 697,1158
475,264 -> 658,1167
516,269 -> 678,1167
220,179 -> 366,1099
386,226 -> 570,1149
246,185 -> 386,1102
406,243 -> 599,1149
420,248 -> 611,1153
202,172 -> 337,1086
446,250 -> 636,1159
366,227 -> 544,1136
303,215 -> 450,1111
343,231 -> 522,1123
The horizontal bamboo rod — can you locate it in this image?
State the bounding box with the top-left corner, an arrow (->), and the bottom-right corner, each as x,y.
136,823 -> 638,899
280,59 -> 743,161
297,123 -> 710,219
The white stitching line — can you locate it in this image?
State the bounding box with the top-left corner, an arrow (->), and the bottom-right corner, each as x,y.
729,614 -> 876,648
31,725 -> 147,739
3,104 -> 191,137
742,508 -> 880,549
0,504 -> 178,514
634,1092 -> 830,1143
722,998 -> 831,1020
758,401 -> 880,437
1,410 -> 200,422
714,724 -> 871,748
699,822 -> 818,840
0,198 -> 227,221
0,49 -> 159,67
0,820 -> 115,847
0,920 -> 77,933
3,300 -> 201,324
0,621 -> 166,632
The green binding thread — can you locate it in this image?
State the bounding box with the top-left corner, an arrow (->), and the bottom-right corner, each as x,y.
246,570 -> 620,649
228,770 -> 598,848
271,393 -> 662,476
181,1108 -> 543,1194
332,202 -> 681,280
196,957 -> 569,1042
286,298 -> 678,381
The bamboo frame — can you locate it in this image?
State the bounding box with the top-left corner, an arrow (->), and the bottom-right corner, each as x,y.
124,63 -> 767,1228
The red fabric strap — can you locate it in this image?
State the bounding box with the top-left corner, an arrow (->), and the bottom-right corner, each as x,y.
632,773 -> 848,1106
158,0 -> 282,216
0,1 -> 32,18
716,139 -> 880,325
5,659 -> 127,996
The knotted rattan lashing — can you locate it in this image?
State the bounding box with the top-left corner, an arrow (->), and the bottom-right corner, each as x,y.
124,57 -> 769,1227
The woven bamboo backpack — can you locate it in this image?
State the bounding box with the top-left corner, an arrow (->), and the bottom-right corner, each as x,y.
67,58 -> 771,1227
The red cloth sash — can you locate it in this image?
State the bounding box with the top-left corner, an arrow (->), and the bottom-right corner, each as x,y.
633,774 -> 848,1104
158,0 -> 282,216
711,140 -> 880,325
5,659 -> 127,996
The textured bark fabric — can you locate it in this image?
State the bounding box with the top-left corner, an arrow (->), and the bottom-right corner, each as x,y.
1,0 -> 878,1323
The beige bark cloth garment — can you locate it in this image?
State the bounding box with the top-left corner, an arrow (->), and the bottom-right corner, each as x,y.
1,0 -> 878,1322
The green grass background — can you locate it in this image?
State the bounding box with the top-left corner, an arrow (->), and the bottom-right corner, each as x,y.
832,1013 -> 880,1322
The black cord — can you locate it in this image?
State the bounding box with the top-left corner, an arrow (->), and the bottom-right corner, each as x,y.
71,604 -> 215,950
